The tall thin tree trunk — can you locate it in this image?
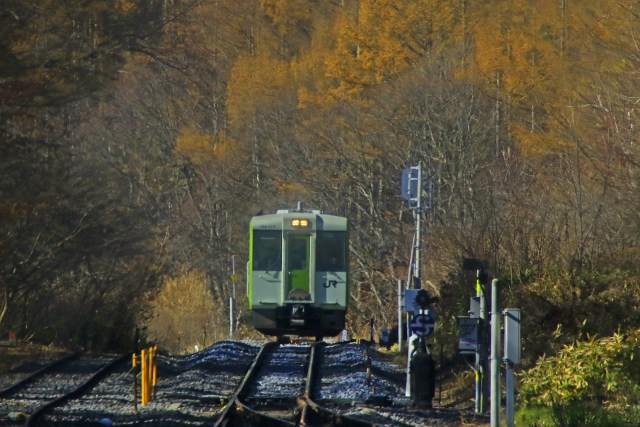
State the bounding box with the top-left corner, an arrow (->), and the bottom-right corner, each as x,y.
0,288 -> 8,328
495,70 -> 502,158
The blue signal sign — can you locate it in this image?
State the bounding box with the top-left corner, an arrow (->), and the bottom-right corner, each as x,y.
401,167 -> 419,202
410,312 -> 435,337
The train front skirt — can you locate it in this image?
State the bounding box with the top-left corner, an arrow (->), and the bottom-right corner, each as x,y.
251,305 -> 345,337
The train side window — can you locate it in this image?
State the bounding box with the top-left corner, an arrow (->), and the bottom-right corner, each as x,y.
253,230 -> 282,271
316,231 -> 346,271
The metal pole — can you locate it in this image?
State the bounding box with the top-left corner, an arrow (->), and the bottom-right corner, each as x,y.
230,255 -> 236,339
398,279 -> 403,352
229,297 -> 233,339
408,162 -> 423,398
475,271 -> 481,413
506,362 -> 515,427
406,233 -> 415,349
475,271 -> 486,413
490,279 -> 501,427
414,163 -> 422,289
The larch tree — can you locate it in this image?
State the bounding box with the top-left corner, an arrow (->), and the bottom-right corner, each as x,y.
468,0 -> 571,156
324,0 -> 455,102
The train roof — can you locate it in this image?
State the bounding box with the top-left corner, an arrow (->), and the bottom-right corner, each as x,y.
250,205 -> 347,231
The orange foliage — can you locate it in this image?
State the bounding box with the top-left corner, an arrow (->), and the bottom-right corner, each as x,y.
277,181 -> 308,196
260,0 -> 312,39
115,0 -> 136,13
226,54 -> 292,128
174,127 -> 238,165
211,132 -> 237,161
322,0 -> 455,102
466,0 -> 575,155
511,124 -> 572,156
174,127 -> 215,165
294,17 -> 340,110
462,0 -> 640,156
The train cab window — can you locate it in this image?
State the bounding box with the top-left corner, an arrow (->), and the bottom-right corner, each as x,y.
253,230 -> 282,271
289,237 -> 308,270
316,231 -> 346,271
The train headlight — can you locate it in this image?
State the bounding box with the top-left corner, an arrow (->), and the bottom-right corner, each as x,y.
291,219 -> 309,227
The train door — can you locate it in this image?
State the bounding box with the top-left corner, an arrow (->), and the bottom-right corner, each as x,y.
286,234 -> 310,299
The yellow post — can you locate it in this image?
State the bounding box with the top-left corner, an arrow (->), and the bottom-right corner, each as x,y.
132,353 -> 138,412
152,345 -> 158,400
141,348 -> 147,405
147,346 -> 154,403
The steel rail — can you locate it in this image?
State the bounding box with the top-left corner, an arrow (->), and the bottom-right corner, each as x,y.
301,342 -> 374,427
234,341 -> 298,427
0,352 -> 82,398
213,341 -> 284,427
217,340 -> 375,427
25,353 -> 129,427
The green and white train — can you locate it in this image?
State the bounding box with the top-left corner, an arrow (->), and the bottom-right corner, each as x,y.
247,203 -> 348,339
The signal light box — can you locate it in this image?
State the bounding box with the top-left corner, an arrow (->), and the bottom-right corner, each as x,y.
503,308 -> 521,364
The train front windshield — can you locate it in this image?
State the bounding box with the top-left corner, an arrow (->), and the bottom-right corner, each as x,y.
316,231 -> 347,271
253,230 -> 282,271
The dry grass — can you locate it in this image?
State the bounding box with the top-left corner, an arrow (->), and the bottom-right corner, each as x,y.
0,342 -> 67,375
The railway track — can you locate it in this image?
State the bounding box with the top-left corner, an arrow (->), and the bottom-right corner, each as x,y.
241,342 -> 309,424
0,342 -> 259,426
0,352 -> 125,426
0,340 -> 487,426
301,342 -> 373,427
215,341 -> 386,426
215,341 -> 303,426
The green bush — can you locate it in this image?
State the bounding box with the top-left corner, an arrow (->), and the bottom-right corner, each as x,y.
520,329 -> 640,407
519,329 -> 640,426
516,405 -> 556,427
516,403 -> 640,427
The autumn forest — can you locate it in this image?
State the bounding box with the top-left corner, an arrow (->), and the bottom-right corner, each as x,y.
2,0 -> 640,414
